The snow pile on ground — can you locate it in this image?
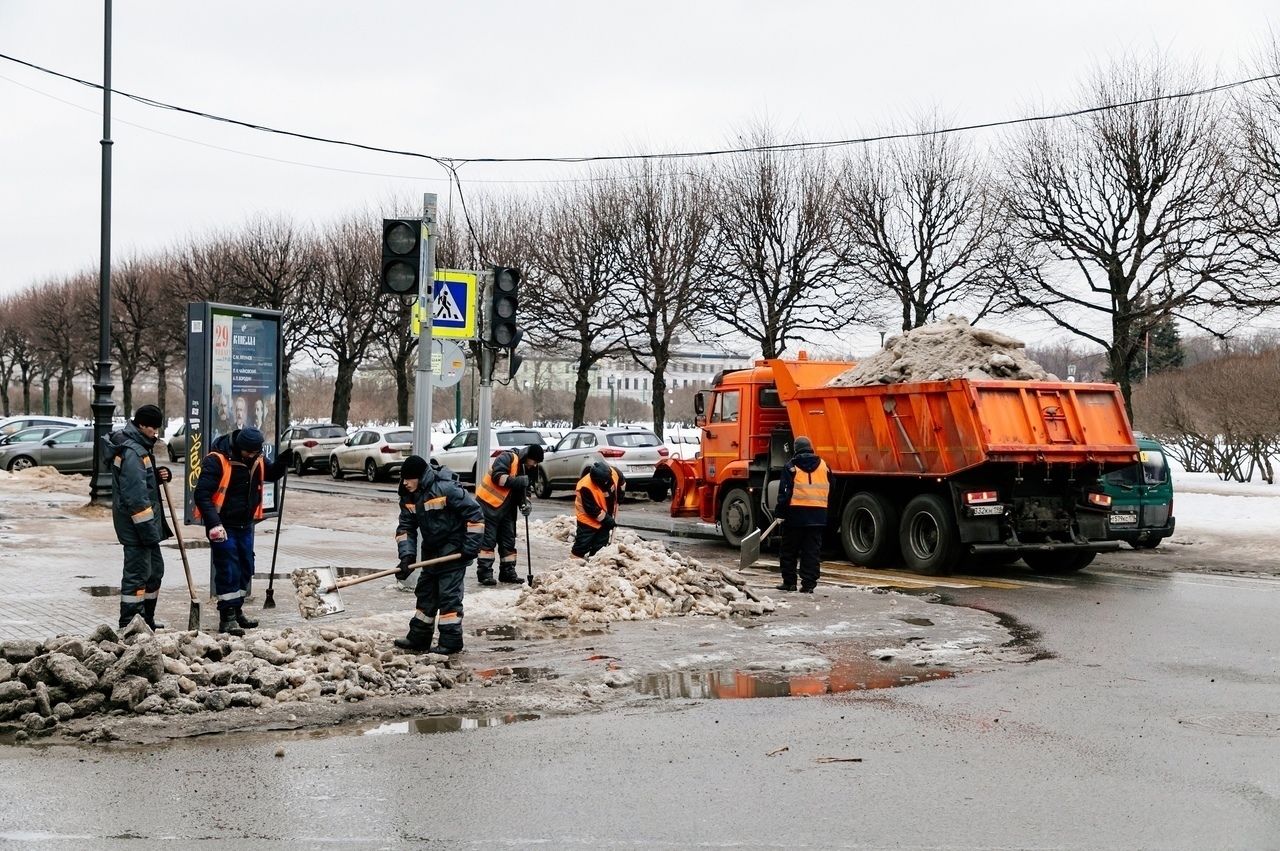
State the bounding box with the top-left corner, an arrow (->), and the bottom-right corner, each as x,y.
829,316 -> 1055,386
530,515 -> 576,542
0,467 -> 81,492
513,529 -> 776,623
0,618 -> 465,742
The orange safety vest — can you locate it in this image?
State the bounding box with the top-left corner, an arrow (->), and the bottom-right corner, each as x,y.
478,453 -> 519,509
193,451 -> 265,522
790,460 -> 830,508
575,468 -> 620,529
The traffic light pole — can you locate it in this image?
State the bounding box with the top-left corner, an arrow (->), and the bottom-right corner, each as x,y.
412,193 -> 438,460
476,344 -> 494,484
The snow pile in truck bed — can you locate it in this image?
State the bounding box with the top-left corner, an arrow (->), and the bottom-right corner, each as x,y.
828,316 -> 1055,386
513,529 -> 775,623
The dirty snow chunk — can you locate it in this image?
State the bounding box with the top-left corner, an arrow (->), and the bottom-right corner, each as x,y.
828,316 -> 1055,387
530,515 -> 576,543
512,529 -> 776,624
291,569 -> 325,618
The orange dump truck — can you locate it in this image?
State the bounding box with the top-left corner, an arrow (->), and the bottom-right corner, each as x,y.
660,354 -> 1139,575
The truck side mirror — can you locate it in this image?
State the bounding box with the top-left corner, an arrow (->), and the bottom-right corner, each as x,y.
693,392 -> 706,427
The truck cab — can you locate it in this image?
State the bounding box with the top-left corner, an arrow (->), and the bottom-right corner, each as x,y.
1100,436 -> 1175,549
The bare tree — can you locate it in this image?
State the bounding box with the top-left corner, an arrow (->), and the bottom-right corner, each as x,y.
1001,59 -> 1246,413
31,276 -> 93,417
110,254 -> 166,414
612,163 -> 718,437
526,180 -> 628,426
299,214 -> 381,427
1231,36 -> 1280,285
708,133 -> 852,357
834,119 -> 1007,333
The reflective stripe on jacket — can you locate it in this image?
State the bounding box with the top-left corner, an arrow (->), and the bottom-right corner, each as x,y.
574,468 -> 620,529
477,452 -> 518,509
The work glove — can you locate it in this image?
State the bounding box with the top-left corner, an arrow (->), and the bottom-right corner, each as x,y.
277,448 -> 295,468
519,501 -> 532,517
508,474 -> 529,490
155,466 -> 172,484
601,514 -> 617,531
207,524 -> 227,543
395,554 -> 416,581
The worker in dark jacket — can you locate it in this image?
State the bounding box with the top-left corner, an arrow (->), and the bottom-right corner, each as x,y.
393,455 -> 484,653
775,435 -> 830,593
475,443 -> 544,585
193,427 -> 289,635
572,461 -> 627,559
107,405 -> 173,629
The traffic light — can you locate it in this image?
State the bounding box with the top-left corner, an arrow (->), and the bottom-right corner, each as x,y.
380,218 -> 423,295
507,333 -> 525,381
487,266 -> 521,347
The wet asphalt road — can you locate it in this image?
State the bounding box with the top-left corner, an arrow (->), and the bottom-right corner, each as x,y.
2,483 -> 1278,848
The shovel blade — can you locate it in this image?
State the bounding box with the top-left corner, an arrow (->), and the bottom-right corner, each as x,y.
739,529 -> 763,569
187,600 -> 201,633
301,566 -> 346,619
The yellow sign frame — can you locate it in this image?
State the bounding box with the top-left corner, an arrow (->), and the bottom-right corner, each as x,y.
411,269 -> 477,340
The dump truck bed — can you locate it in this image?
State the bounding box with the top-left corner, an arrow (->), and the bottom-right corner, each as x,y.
770,360 -> 1137,476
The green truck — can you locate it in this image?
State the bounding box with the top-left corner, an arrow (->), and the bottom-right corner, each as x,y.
1101,435 -> 1176,549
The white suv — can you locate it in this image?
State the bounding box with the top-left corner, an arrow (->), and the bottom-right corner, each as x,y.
534,426 -> 669,500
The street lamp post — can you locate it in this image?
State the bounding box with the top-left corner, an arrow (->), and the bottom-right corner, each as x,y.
607,376 -> 617,427
89,0 -> 116,503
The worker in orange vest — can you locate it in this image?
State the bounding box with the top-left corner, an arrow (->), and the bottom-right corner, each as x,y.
572,461 -> 627,559
774,435 -> 829,593
193,427 -> 290,634
475,443 -> 544,585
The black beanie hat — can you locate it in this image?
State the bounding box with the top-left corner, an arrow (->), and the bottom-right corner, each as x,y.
234,427 -> 265,453
133,404 -> 163,429
400,455 -> 428,481
589,460 -> 612,487
794,436 -> 814,454
521,443 -> 545,463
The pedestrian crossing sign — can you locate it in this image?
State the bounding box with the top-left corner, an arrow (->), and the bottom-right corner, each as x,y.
411,269 -> 477,339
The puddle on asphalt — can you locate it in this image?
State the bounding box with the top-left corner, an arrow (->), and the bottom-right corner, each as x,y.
334,567 -> 381,578
472,623 -> 609,641
362,713 -> 542,736
473,666 -> 559,683
80,585 -> 119,597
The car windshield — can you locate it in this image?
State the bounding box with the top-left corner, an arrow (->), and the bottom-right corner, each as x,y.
1139,450 -> 1168,484
386,431 -> 413,444
499,430 -> 544,446
6,429 -> 50,444
608,431 -> 661,448
310,426 -> 347,439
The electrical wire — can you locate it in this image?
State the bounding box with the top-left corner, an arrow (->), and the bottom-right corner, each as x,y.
2,49 -> 1278,167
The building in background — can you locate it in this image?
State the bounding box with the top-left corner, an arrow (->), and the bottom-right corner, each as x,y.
526,347 -> 754,403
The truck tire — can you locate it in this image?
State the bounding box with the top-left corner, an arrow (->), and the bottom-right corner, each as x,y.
840,492 -> 899,567
899,494 -> 960,576
1022,550 -> 1096,573
719,487 -> 756,549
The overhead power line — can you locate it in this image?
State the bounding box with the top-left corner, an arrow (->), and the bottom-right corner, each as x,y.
2,50 -> 1279,167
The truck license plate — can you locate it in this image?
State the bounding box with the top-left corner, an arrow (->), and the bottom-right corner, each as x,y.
969,505 -> 1003,516
1110,513 -> 1137,525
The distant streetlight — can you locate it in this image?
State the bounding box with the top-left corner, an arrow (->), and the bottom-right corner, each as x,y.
607,375 -> 617,427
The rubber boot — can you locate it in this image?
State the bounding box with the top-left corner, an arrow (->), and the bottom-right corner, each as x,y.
498,562 -> 521,584
235,610 -> 259,629
143,598 -> 165,631
476,558 -> 497,586
774,583 -> 797,592
428,644 -> 462,655
394,618 -> 433,651
217,611 -> 246,636
119,602 -> 144,630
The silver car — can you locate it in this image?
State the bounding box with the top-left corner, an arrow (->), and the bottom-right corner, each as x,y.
328,426 -> 414,482
281,423 -> 348,475
0,415 -> 81,440
163,423 -> 189,463
1,425 -> 97,473
434,427 -> 546,483
534,426 -> 668,500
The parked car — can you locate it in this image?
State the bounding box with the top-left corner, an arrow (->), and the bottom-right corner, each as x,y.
0,424 -> 69,449
281,423 -> 349,475
663,429 -> 701,461
1101,435 -> 1176,549
434,427 -> 547,483
0,415 -> 81,440
163,423 -> 188,463
328,426 -> 414,482
0,425 -> 97,473
535,425 -> 669,500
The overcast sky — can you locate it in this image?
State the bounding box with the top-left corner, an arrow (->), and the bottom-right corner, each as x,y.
1,1 -> 1276,354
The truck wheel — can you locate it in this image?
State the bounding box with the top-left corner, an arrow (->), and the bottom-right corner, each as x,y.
840,492 -> 899,567
899,494 -> 960,576
1022,551 -> 1096,573
719,487 -> 756,548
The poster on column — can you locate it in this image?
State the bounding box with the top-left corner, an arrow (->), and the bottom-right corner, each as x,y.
184,302 -> 284,522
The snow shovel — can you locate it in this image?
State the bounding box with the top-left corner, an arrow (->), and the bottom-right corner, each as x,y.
263,471 -> 288,609
300,553 -> 461,619
740,517 -> 783,570
160,479 -> 201,632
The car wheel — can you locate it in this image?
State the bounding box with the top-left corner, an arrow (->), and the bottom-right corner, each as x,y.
7,455 -> 36,473
839,491 -> 899,567
329,456 -> 344,480
168,444 -> 178,463
898,494 -> 960,576
1022,550 -> 1096,573
292,452 -> 306,476
718,487 -> 757,549
534,468 -> 554,499
364,459 -> 380,483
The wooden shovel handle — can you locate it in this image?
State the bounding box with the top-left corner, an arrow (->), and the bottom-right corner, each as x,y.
327,553 -> 462,591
